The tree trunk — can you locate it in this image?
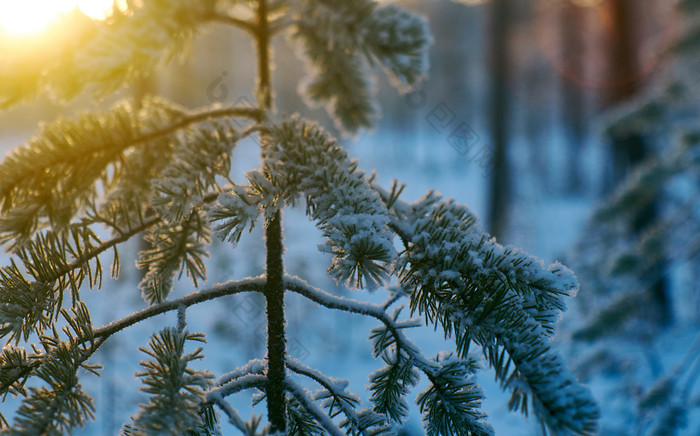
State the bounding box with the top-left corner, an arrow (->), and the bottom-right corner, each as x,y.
256,0 -> 287,431
487,0 -> 510,241
605,0 -> 671,327
560,4 -> 586,194
264,210 -> 286,432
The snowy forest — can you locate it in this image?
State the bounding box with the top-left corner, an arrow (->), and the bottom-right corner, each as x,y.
0,0 -> 698,435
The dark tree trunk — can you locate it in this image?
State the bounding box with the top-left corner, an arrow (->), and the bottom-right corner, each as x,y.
560,4 -> 586,194
264,210 -> 287,432
256,0 -> 287,431
605,0 -> 671,327
487,0 -> 510,241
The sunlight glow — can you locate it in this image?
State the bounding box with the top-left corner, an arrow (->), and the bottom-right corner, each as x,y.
0,0 -> 116,36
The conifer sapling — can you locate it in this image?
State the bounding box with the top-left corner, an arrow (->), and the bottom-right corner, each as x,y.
0,0 -> 598,434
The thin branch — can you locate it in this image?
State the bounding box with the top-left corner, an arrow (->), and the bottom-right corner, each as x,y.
217,358 -> 267,387
207,12 -> 256,34
210,397 -> 248,434
382,287 -> 409,311
287,360 -> 348,395
284,276 -> 472,417
371,182 -> 412,248
285,379 -> 345,436
284,276 -> 436,377
206,374 -> 268,402
134,105 -> 263,147
93,277 -> 266,340
269,17 -> 296,36
49,217 -> 158,285
1,278 -> 266,405
46,189 -> 228,292
286,359 -> 366,432
0,358 -> 42,396
2,106 -> 262,200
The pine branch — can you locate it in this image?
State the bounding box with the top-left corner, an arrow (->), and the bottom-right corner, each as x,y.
285,276 -> 492,433
285,379 -> 345,436
45,217 -> 157,288
138,211 -> 212,304
93,277 -> 267,341
287,395 -> 328,436
206,374 -> 268,402
151,120 -> 241,224
4,304 -> 98,434
3,280 -> 266,431
260,119 -> 395,289
0,280 -> 265,430
286,359 -> 386,435
0,217 -> 157,343
209,397 -> 248,434
0,102 -> 259,209
206,360 -> 269,434
369,348 -> 419,423
0,185 -> 230,346
127,327 -> 214,435
206,12 -> 257,34
288,0 -> 429,133
371,186 -> 598,434
415,353 -> 491,436
0,100 -> 260,247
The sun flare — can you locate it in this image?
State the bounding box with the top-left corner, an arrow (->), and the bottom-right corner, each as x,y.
0,0 -> 117,37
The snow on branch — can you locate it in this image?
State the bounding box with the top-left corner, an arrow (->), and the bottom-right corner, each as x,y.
0,279 -> 265,429
93,277 -> 266,341
286,359 -> 389,433
373,184 -> 599,434
265,119 -> 396,289
212,118 -> 396,289
415,353 -> 492,436
0,98 -> 259,248
289,0 -> 430,133
206,374 -> 268,402
127,327 -> 213,434
208,396 -> 252,434
285,275 -> 492,432
285,378 -> 346,436
151,120 -> 240,224
3,303 -> 98,433
218,358 -> 267,387
137,210 -> 212,304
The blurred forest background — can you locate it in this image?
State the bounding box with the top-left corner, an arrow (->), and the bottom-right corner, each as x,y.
0,0 -> 698,434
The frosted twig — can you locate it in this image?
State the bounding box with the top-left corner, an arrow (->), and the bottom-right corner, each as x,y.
284,275 -> 438,375
207,374 -> 268,401
209,396 -> 248,433
286,359 -> 365,431
285,378 -> 345,436
93,277 -> 266,340
218,359 -> 267,387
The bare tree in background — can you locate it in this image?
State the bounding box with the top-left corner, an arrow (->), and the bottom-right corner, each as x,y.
604,0 -> 671,327
487,0 -> 510,240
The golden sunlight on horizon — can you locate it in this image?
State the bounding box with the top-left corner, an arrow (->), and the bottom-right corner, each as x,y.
0,0 -> 116,37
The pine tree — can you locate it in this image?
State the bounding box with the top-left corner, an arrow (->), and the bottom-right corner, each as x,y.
0,1 -> 598,434
570,1 -> 700,434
